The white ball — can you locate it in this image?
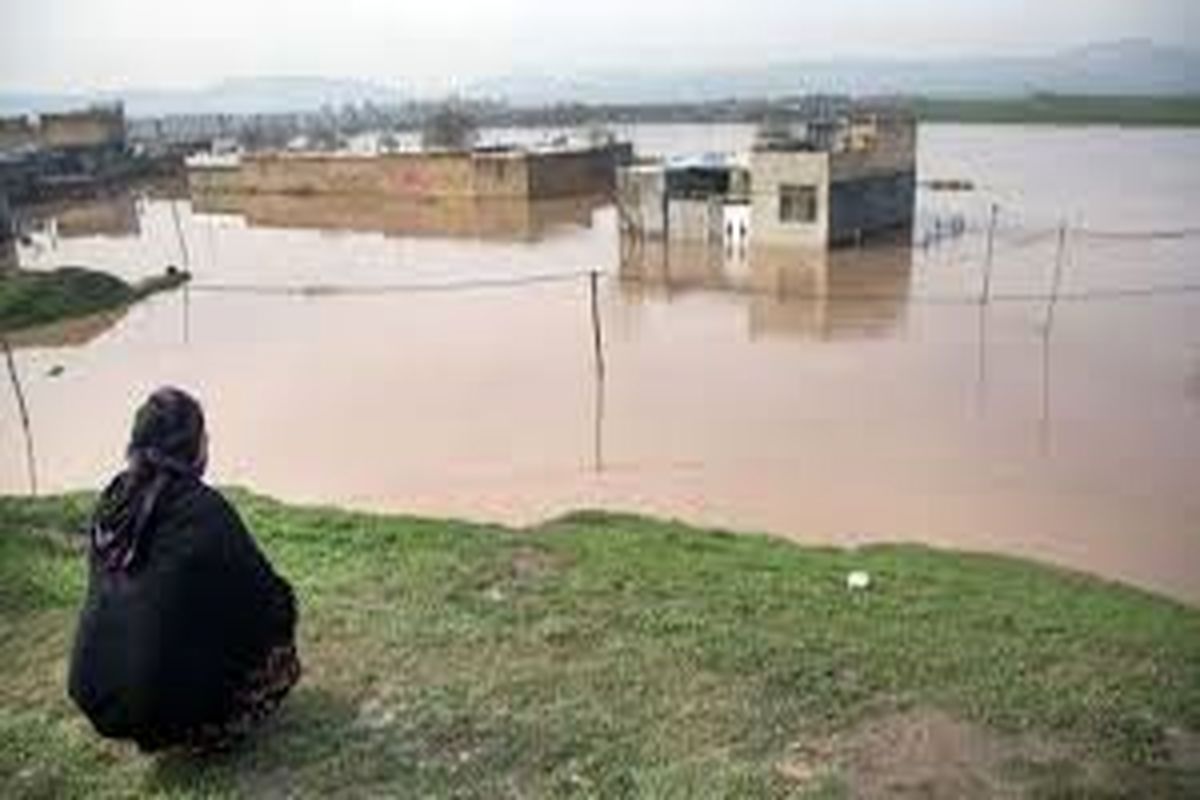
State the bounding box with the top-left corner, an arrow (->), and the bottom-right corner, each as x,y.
846,571 -> 872,591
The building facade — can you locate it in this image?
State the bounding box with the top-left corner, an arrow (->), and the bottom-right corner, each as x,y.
188,142 -> 630,202
750,113 -> 917,248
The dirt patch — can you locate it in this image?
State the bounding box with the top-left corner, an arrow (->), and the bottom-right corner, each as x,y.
509,546 -> 565,582
1164,727 -> 1200,771
778,708 -> 1080,799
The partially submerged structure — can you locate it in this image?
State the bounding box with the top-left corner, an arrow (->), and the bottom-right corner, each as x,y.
751,112 -> 916,247
187,142 -> 633,203
617,108 -> 916,250
0,105 -> 131,203
616,155 -> 750,247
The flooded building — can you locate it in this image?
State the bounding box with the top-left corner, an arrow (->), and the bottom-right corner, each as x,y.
0,117 -> 39,153
616,156 -> 750,247
187,142 -> 632,202
36,107 -> 127,153
0,105 -> 130,203
751,112 -> 917,247
618,111 -> 915,250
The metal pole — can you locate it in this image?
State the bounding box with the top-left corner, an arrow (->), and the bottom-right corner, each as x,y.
2,338 -> 38,496
981,203 -> 998,305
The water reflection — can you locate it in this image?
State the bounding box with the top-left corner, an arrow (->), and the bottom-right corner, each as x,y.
3,307 -> 130,351
27,192 -> 142,241
618,237 -> 913,340
190,190 -> 606,243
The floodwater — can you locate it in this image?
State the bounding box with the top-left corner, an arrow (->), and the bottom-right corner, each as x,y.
4,125 -> 1199,604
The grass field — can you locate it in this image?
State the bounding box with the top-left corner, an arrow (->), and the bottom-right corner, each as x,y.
1,492 -> 1198,798
0,266 -> 188,335
912,94 -> 1200,127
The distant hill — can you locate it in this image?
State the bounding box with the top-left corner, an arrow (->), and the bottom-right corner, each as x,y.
1,40 -> 1196,117
474,40 -> 1200,104
0,76 -> 408,117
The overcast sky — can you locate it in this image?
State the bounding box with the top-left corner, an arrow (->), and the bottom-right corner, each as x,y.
1,0 -> 1195,93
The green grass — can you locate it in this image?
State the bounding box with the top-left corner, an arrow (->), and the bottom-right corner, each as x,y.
0,267 -> 188,334
1,492 -> 1197,798
912,94 -> 1200,127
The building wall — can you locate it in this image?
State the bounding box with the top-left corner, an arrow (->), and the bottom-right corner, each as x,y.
527,148 -> 618,199
616,167 -> 667,238
828,118 -> 917,182
0,117 -> 38,153
749,150 -> 831,248
666,198 -> 719,243
39,109 -> 126,151
190,146 -> 620,201
828,172 -> 916,245
207,153 -> 478,198
470,153 -> 530,199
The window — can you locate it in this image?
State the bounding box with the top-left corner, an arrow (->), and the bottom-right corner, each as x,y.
779,184 -> 818,224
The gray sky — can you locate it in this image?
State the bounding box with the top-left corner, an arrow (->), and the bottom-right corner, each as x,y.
1,0 -> 1195,93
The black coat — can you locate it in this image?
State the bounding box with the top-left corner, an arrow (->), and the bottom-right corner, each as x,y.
68,480 -> 297,750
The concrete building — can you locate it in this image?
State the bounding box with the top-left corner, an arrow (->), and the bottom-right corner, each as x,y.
0,105 -> 131,204
616,156 -> 750,247
0,106 -> 126,156
38,107 -> 126,152
187,142 -> 632,203
0,117 -> 38,153
750,112 -> 916,248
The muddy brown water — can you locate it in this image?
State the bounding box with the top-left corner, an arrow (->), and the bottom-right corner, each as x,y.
4,125 -> 1199,603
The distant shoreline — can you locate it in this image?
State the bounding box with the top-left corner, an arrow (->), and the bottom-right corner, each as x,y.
909,94 -> 1200,127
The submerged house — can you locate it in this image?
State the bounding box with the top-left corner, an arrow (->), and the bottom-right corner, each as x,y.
617,109 -> 916,250
751,112 -> 917,247
187,142 -> 633,203
0,105 -> 129,203
616,155 -> 750,246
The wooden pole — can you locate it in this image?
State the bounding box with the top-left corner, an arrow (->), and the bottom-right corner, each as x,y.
170,199 -> 191,269
2,338 -> 38,496
1045,221 -> 1068,332
976,301 -> 989,418
589,270 -> 605,381
981,203 -> 998,305
1040,320 -> 1053,456
588,270 -> 606,473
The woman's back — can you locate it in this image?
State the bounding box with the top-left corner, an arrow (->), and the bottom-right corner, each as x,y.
68,388 -> 299,752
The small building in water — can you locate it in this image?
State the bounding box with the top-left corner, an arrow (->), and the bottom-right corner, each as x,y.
187,142 -> 633,203
750,112 -> 917,248
616,155 -> 750,247
618,109 -> 915,250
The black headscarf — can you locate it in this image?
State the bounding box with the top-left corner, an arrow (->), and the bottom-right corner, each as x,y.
90,387 -> 207,573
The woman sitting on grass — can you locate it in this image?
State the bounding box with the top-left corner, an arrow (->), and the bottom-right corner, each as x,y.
68,387 -> 300,753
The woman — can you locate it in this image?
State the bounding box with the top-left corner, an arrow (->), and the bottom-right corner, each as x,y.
68,387 -> 300,752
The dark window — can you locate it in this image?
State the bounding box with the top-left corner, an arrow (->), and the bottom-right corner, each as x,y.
779,184 -> 818,224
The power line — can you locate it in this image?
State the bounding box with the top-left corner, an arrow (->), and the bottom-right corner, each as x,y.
189,270 -> 599,297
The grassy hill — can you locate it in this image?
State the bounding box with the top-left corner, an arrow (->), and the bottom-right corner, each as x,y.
0,267 -> 189,335
1,492 -> 1197,798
